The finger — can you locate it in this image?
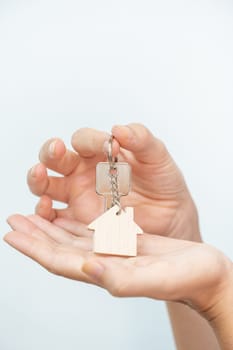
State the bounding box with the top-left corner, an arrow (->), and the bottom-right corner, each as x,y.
39,138 -> 80,175
27,163 -> 48,195
7,214 -> 56,244
35,195 -> 56,221
27,215 -> 78,244
34,196 -> 75,222
52,220 -> 188,255
71,128 -> 120,159
27,215 -> 93,251
53,218 -> 93,237
111,123 -> 170,164
4,230 -> 90,282
81,257 -> 154,297
27,164 -> 68,202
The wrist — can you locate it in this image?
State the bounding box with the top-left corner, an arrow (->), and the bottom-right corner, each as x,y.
201,262 -> 233,349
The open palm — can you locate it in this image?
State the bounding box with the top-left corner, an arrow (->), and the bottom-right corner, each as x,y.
5,214 -> 229,315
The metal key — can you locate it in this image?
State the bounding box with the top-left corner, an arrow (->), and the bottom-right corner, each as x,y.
96,161 -> 131,210
96,136 -> 131,211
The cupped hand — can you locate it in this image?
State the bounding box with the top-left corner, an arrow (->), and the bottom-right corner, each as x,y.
5,214 -> 232,319
27,124 -> 200,241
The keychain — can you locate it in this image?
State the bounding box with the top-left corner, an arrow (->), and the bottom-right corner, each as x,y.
88,136 -> 143,256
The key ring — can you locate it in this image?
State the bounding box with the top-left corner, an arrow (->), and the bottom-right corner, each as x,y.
107,135 -> 118,166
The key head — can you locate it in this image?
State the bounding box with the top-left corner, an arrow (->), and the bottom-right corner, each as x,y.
96,162 -> 131,197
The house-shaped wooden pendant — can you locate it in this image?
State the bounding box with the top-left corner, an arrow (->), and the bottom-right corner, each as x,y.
88,205 -> 143,256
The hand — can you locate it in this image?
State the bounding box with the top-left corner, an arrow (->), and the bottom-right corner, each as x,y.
27,124 -> 200,241
5,214 -> 232,322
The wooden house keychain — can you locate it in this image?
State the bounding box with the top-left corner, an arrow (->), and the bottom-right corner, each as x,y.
88,136 -> 143,256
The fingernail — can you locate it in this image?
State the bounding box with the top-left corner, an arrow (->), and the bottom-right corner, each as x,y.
82,261 -> 105,280
49,140 -> 56,158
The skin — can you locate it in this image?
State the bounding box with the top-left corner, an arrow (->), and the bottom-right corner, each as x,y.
4,123 -> 233,348
26,124 -> 201,241
4,214 -> 233,350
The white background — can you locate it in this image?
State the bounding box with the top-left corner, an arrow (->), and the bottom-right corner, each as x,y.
0,0 -> 233,349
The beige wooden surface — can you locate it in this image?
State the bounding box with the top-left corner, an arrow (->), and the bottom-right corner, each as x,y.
88,205 -> 143,256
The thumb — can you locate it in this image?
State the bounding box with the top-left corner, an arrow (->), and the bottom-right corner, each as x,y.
112,123 -> 170,164
82,259 -> 136,296
81,257 -> 165,299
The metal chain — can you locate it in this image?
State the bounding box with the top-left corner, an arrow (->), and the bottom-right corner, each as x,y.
109,163 -> 121,208
107,136 -> 122,213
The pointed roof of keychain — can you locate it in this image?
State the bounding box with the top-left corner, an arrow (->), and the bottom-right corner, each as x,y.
88,205 -> 143,257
